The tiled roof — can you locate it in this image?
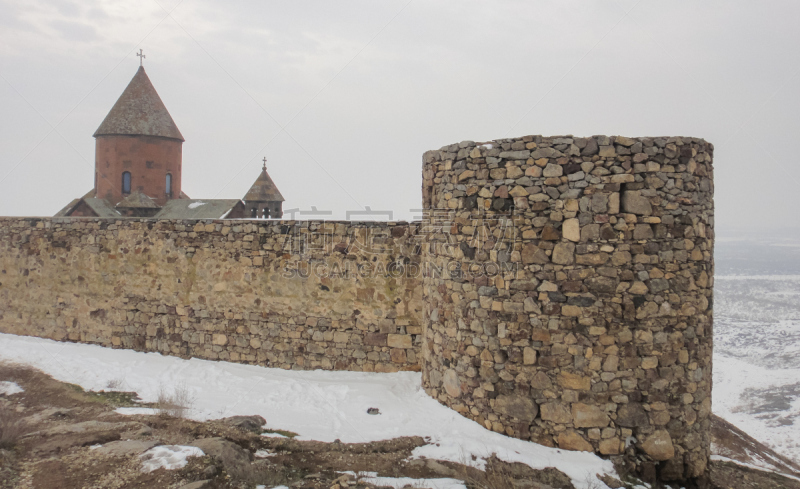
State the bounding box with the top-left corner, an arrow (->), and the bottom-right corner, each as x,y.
244,167 -> 284,202
93,67 -> 184,141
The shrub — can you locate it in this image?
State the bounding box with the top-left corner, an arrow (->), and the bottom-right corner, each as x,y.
0,408 -> 26,450
155,383 -> 194,418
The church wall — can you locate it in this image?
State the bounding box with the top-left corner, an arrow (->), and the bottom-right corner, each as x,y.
95,135 -> 182,206
0,218 -> 423,372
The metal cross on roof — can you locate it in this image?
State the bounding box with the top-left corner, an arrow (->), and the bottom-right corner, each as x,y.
136,49 -> 146,66
262,157 -> 267,171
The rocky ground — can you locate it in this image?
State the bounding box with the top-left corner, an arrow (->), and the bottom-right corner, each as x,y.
1,362 -> 798,489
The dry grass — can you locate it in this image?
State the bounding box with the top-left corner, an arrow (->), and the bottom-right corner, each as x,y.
459,465 -> 516,489
0,407 -> 27,450
230,460 -> 293,488
0,362 -> 31,450
451,454 -> 577,489
155,383 -> 194,418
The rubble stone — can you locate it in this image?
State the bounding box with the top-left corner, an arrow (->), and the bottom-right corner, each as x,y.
420,135 -> 713,484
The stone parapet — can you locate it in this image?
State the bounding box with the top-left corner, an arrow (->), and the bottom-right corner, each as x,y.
420,135 -> 714,483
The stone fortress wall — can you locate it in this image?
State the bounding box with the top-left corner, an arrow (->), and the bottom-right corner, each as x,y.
0,218 -> 423,372
420,135 -> 714,483
0,134 -> 713,484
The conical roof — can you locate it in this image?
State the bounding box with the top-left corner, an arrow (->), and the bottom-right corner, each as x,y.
244,166 -> 284,202
94,66 -> 184,141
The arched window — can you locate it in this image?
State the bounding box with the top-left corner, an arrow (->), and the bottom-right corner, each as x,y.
122,172 -> 131,194
166,173 -> 172,196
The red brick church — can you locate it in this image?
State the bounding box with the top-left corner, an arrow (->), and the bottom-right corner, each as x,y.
57,60 -> 284,219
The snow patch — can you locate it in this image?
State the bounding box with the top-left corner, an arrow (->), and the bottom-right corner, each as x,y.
139,445 -> 204,472
261,432 -> 288,438
188,202 -> 206,209
365,476 -> 466,489
0,381 -> 23,396
116,407 -> 159,416
411,436 -> 611,484
254,449 -> 276,458
345,471 -> 466,489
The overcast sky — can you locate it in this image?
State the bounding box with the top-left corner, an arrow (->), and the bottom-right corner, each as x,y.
0,0 -> 798,234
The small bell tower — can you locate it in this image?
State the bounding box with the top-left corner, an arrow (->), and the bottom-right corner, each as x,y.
243,158 -> 284,218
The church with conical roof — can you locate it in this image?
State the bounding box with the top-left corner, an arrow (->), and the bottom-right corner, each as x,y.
57,60 -> 284,220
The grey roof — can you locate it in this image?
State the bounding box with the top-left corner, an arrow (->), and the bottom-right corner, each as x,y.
54,198 -> 81,217
84,198 -> 122,217
55,197 -> 121,217
155,199 -> 242,219
54,188 -> 97,215
244,167 -> 284,202
94,66 -> 184,141
116,191 -> 159,209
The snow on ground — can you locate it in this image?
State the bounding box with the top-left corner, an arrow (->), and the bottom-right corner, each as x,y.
360,476 -> 465,489
713,275 -> 800,462
711,455 -> 800,483
261,432 -> 289,439
0,333 -> 616,489
139,445 -> 205,473
115,407 -> 158,416
713,352 -> 800,462
342,471 -> 466,489
713,236 -> 800,464
0,380 -> 24,395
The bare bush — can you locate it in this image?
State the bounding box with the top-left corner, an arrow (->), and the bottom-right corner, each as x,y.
105,378 -> 124,390
230,459 -> 292,488
460,466 -> 515,489
155,383 -> 194,418
0,408 -> 27,450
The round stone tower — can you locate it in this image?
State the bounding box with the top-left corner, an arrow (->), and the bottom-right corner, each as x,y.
420,135 -> 713,484
93,66 -> 184,206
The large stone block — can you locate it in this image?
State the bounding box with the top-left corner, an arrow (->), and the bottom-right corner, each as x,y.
494,394 -> 538,422
615,403 -> 649,428
572,403 -> 610,428
552,242 -> 575,265
540,402 -> 572,424
621,191 -> 653,215
642,430 -> 675,461
558,372 -> 590,390
387,334 -> 412,349
558,431 -> 593,452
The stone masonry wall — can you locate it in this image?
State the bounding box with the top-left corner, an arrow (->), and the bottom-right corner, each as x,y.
0,133 -> 714,485
0,218 -> 423,372
420,135 -> 714,483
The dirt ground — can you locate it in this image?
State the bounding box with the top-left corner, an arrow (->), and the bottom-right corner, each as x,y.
1,362 -> 799,489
